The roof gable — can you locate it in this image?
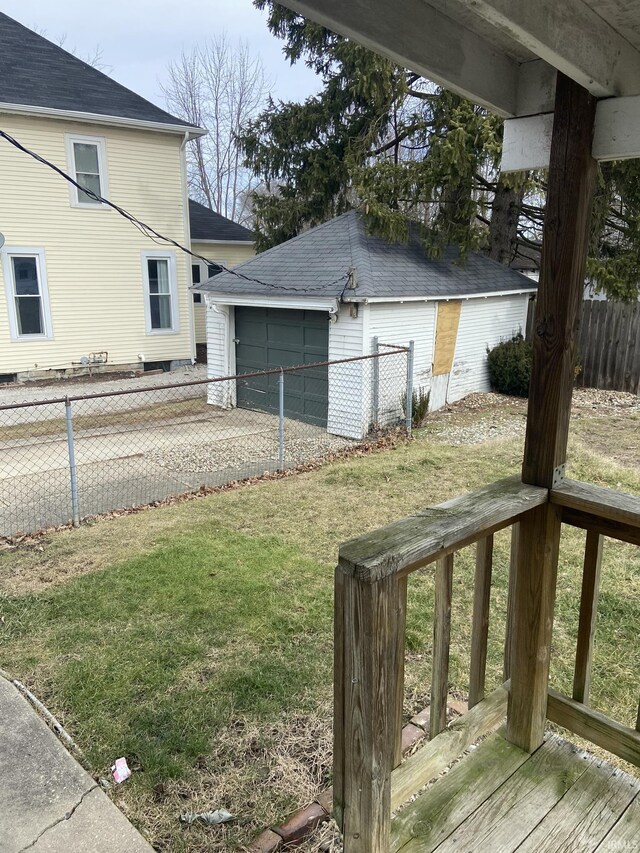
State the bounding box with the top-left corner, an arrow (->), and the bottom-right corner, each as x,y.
0,13 -> 199,131
195,211 -> 536,300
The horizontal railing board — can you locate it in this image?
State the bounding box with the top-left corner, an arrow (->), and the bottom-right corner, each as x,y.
551,479 -> 640,530
547,688 -> 640,768
560,508 -> 640,547
338,477 -> 548,582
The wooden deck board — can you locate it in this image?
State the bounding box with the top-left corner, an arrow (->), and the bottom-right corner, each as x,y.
517,759 -> 640,853
431,736 -> 593,853
391,730 -> 640,853
390,730 -> 529,853
596,791 -> 640,851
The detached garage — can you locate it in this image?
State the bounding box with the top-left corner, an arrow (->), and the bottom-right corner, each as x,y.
193,211 -> 536,439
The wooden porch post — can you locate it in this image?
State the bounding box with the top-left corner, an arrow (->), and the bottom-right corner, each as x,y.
507,73 -> 597,753
333,568 -> 406,851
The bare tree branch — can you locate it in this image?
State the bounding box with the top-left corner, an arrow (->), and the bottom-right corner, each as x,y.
162,36 -> 271,224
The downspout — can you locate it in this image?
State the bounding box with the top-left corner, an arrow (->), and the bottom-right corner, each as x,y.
181,131 -> 196,365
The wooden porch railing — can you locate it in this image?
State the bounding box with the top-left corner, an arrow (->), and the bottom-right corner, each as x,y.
333,476 -> 640,852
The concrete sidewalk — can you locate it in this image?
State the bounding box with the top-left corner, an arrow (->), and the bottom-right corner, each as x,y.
0,676 -> 153,853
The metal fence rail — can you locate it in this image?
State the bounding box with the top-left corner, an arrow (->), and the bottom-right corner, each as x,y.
0,345 -> 412,538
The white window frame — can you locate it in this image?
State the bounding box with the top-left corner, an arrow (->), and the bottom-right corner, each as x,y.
141,250 -> 179,335
2,247 -> 53,341
64,133 -> 109,209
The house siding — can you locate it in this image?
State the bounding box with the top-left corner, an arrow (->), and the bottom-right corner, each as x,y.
190,241 -> 254,345
0,114 -> 191,376
447,294 -> 530,402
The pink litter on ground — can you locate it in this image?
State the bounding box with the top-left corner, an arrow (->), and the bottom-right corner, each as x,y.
111,757 -> 131,784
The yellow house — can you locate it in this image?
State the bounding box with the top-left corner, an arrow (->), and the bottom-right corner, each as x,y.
188,199 -> 255,359
0,13 -> 219,382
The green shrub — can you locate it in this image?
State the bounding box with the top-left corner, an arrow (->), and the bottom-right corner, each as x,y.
487,333 -> 532,397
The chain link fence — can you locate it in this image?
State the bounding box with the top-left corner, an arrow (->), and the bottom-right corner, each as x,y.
0,345 -> 412,538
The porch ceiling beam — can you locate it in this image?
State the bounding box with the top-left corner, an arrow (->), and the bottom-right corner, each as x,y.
278,0 -> 519,116
458,0 -> 640,98
501,95 -> 640,172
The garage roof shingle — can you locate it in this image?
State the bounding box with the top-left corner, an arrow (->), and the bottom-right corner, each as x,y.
195,211 -> 536,300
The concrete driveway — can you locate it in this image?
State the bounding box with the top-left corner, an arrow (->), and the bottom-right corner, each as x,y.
0,406 -> 351,537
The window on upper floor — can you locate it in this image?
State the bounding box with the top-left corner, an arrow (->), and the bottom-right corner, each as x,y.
65,134 -> 108,207
142,251 -> 179,334
2,248 -> 53,340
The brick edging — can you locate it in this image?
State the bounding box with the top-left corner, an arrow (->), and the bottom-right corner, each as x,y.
248,696 -> 468,851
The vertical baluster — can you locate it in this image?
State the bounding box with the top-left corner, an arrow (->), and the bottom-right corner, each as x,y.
430,553 -> 454,739
469,535 -> 494,708
503,522 -> 519,682
573,529 -> 603,704
393,576 -> 408,769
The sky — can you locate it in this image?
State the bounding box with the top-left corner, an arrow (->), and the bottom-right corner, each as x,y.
1,0 -> 321,106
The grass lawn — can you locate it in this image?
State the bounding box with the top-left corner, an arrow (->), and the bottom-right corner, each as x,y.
1,395 -> 639,850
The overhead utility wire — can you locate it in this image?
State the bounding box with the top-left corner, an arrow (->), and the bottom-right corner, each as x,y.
0,129 -> 350,295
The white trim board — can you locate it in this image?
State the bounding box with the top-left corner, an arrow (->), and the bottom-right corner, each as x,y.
0,101 -> 205,139
200,293 -> 339,312
351,289 -> 537,303
502,95 -> 640,172
191,239 -> 254,246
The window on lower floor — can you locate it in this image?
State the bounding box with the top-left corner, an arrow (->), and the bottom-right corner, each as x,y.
191,264 -> 203,302
142,252 -> 179,334
2,249 -> 52,339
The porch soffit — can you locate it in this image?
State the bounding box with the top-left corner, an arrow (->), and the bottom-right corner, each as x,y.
280,0 -> 640,117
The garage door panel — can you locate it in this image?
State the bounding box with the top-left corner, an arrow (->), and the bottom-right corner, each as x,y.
235,306 -> 329,427
304,326 -> 328,350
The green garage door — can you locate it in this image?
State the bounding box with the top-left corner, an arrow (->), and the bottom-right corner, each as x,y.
235,306 -> 329,427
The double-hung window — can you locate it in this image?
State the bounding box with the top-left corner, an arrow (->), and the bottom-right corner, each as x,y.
142,251 -> 178,334
65,134 -> 108,207
2,248 -> 52,339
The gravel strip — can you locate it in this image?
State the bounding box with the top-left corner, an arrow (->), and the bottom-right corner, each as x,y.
427,388 -> 638,446
148,426 -> 355,473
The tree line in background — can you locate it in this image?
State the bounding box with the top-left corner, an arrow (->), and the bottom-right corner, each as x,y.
164,1 -> 640,300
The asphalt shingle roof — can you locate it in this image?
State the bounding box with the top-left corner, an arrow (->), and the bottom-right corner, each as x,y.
0,12 -> 198,129
189,200 -> 254,242
195,210 -> 537,300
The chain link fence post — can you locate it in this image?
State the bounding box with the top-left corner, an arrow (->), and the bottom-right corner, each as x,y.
405,340 -> 415,437
65,396 -> 80,527
278,370 -> 285,471
372,336 -> 380,426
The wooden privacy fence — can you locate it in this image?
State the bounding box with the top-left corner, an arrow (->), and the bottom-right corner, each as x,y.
577,299 -> 640,393
526,298 -> 640,393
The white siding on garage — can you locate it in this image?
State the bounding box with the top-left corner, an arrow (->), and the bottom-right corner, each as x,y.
327,303 -> 366,438
205,301 -> 235,407
447,294 -> 530,403
367,301 -> 437,424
